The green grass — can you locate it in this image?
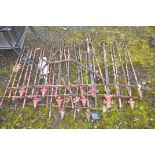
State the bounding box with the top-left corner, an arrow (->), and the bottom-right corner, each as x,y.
0,100 -> 155,129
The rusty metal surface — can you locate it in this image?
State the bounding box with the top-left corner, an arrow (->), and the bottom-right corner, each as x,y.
0,39 -> 143,117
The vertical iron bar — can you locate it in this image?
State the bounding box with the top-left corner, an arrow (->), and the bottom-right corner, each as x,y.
127,50 -> 142,99
102,43 -> 110,94
0,56 -> 20,108
111,43 -> 122,108
116,43 -> 131,96
22,47 -> 36,108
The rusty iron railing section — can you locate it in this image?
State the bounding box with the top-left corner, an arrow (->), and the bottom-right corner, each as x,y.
0,38 -> 143,120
